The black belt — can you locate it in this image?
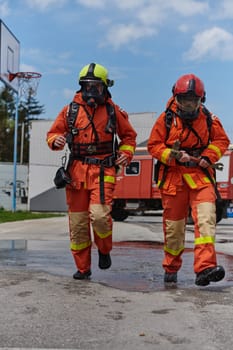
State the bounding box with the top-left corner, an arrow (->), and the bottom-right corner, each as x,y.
81,155 -> 115,167
182,161 -> 198,167
71,141 -> 113,156
177,160 -> 198,167
70,154 -> 116,204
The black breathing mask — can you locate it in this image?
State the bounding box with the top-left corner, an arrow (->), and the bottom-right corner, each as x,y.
81,81 -> 106,106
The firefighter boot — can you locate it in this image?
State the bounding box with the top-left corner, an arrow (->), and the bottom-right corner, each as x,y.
98,250 -> 112,269
164,272 -> 177,284
195,266 -> 225,286
73,270 -> 92,280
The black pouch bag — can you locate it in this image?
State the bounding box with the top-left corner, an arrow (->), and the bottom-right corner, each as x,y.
54,152 -> 71,189
54,166 -> 71,189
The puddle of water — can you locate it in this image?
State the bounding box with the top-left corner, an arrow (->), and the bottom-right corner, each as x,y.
0,239 -> 27,250
0,240 -> 232,292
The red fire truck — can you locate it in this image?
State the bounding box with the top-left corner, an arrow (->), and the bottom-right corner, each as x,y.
111,146 -> 233,223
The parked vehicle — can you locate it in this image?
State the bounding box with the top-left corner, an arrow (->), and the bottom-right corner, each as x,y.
112,146 -> 233,223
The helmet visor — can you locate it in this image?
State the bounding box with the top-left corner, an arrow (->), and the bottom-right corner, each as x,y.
81,79 -> 106,105
84,80 -> 105,94
176,93 -> 201,113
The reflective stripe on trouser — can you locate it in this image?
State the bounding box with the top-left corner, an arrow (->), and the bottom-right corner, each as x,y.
66,183 -> 114,273
161,183 -> 217,274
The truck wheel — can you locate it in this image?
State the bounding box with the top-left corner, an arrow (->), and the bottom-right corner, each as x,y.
111,208 -> 129,221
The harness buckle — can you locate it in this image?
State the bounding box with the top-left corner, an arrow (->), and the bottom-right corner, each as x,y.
71,128 -> 79,136
101,155 -> 115,167
87,144 -> 97,154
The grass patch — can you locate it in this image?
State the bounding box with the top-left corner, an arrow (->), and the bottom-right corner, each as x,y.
0,208 -> 65,223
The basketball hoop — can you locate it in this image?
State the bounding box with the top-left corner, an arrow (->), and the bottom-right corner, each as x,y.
8,71 -> 42,97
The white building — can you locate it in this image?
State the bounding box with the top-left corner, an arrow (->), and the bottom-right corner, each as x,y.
0,163 -> 28,210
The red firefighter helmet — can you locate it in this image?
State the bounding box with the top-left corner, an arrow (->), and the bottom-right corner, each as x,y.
172,74 -> 206,120
173,74 -> 205,101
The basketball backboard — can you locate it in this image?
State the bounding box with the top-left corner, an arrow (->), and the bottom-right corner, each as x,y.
0,20 -> 20,92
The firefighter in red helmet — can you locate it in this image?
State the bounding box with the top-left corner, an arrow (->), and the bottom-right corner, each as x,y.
148,73 -> 230,286
47,63 -> 137,280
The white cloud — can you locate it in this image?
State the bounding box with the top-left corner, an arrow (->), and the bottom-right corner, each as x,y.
137,3 -> 166,25
63,88 -> 75,99
114,0 -> 208,15
53,67 -> 70,75
21,48 -> 74,74
20,63 -> 38,72
102,23 -> 156,50
113,0 -> 146,10
184,27 -> 233,61
24,0 -> 67,11
178,24 -> 190,33
169,0 -> 209,16
211,0 -> 233,19
222,0 -> 233,16
0,0 -> 10,16
75,0 -> 106,8
137,0 -> 208,25
97,0 -> 210,48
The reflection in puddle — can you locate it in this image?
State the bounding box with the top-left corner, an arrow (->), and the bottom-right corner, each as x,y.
0,239 -> 27,250
0,240 -> 233,292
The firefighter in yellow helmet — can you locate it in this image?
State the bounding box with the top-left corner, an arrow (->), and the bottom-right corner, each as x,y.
47,63 -> 137,279
148,73 -> 230,286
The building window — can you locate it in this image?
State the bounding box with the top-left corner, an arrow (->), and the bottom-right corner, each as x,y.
125,161 -> 140,175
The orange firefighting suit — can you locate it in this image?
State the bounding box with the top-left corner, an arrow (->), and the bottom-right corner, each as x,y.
147,97 -> 230,274
47,92 -> 137,273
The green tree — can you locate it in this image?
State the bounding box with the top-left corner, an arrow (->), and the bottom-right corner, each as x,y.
0,85 -> 45,163
0,86 -> 15,161
18,94 -> 45,163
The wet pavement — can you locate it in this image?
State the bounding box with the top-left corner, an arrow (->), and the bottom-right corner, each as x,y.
0,215 -> 233,292
1,240 -> 233,292
1,215 -> 233,349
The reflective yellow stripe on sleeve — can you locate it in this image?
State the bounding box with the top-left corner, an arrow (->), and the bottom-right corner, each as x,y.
47,135 -> 58,144
161,148 -> 171,164
207,144 -> 222,158
119,145 -> 135,153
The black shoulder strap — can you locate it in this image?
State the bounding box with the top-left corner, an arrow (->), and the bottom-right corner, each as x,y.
66,102 -> 80,147
67,102 -> 80,131
164,105 -> 213,142
66,101 -> 118,150
67,101 -> 116,136
164,109 -> 173,141
202,105 -> 213,132
105,102 -> 116,134
105,102 -> 119,157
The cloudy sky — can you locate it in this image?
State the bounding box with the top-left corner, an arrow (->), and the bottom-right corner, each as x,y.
1,0 -> 233,139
